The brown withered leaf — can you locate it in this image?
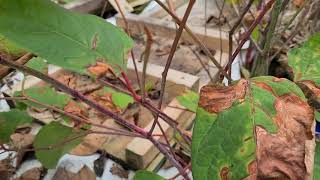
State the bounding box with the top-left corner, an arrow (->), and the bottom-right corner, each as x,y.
87,91 -> 120,115
87,61 -> 113,77
255,93 -> 314,179
63,101 -> 88,128
110,163 -> 128,179
10,133 -> 35,166
293,0 -> 304,7
52,166 -> 96,180
16,167 -> 43,180
0,158 -> 14,180
56,73 -> 101,94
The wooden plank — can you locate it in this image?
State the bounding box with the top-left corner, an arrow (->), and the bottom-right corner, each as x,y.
63,0 -> 104,13
108,0 -> 134,13
116,13 -> 230,52
140,0 -> 187,18
125,99 -> 194,169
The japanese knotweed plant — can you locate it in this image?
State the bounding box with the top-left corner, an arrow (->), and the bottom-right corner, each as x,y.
0,0 -> 320,179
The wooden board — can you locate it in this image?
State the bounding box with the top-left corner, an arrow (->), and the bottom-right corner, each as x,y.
116,0 -> 235,52
116,13 -> 230,52
63,0 -> 104,13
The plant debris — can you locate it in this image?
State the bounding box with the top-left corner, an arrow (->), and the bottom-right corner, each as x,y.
52,166 -> 96,180
110,163 -> 128,179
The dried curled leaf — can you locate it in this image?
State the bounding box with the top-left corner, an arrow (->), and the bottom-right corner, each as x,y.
192,76 -> 314,180
56,72 -> 101,94
87,61 -> 113,77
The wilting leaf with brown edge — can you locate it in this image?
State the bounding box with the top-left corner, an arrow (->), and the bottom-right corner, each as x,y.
192,76 -> 314,180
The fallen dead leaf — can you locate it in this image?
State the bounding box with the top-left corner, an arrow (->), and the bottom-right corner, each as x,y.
56,73 -> 101,94
110,163 -> 128,179
0,158 -> 14,180
52,166 -> 96,180
64,101 -> 88,128
87,91 -> 120,115
293,0 -> 304,7
87,61 -> 113,77
16,167 -> 43,180
10,133 -> 35,167
93,153 -> 106,177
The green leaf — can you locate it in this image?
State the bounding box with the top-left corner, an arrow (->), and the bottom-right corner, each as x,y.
34,122 -> 84,168
0,109 -> 33,142
192,77 -> 307,180
101,87 -> 134,109
26,57 -> 48,74
14,86 -> 71,109
133,170 -> 164,180
176,90 -> 199,112
112,92 -> 134,109
0,0 -> 133,75
288,32 -> 320,85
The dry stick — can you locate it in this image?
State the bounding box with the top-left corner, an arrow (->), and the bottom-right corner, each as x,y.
141,26 -> 153,101
0,58 -> 189,179
0,53 -> 34,79
149,0 -> 195,135
225,0 -> 276,73
227,0 -> 255,79
153,0 -> 231,81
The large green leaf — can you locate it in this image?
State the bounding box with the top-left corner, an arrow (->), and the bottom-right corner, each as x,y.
0,109 -> 33,142
34,122 -> 84,168
176,90 -> 199,112
14,86 -> 71,109
288,33 -> 320,85
0,0 -> 133,75
192,76 -> 307,180
133,170 -> 164,180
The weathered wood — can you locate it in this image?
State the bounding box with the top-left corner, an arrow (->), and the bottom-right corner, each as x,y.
116,13 -> 230,52
63,0 -> 104,13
